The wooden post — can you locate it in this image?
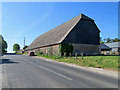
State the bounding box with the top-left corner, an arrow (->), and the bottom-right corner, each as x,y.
75,53 -> 77,59
53,52 -> 54,56
64,52 -> 66,57
81,52 -> 83,59
69,53 -> 71,59
59,52 -> 62,57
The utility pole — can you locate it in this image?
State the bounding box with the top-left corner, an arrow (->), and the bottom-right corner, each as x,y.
24,37 -> 25,47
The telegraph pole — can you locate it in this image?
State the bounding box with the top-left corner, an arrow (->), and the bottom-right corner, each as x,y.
24,37 -> 25,47
23,37 -> 26,53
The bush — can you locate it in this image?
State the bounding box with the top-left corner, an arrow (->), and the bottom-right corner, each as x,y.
59,43 -> 73,56
37,51 -> 43,55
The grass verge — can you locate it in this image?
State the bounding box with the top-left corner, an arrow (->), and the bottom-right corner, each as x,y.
22,53 -> 28,55
36,54 -> 119,71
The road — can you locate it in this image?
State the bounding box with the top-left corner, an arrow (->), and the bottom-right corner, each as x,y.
1,53 -> 118,88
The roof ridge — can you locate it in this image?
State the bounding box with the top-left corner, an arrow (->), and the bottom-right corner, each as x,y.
26,13 -> 94,50
80,13 -> 94,21
58,15 -> 81,43
58,13 -> 94,43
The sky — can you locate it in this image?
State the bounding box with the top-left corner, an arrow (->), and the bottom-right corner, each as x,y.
2,2 -> 118,52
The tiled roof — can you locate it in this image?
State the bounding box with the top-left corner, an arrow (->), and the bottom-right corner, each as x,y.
26,14 -> 94,50
100,43 -> 111,50
105,42 -> 120,48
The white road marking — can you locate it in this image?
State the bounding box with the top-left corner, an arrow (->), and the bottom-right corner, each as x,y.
38,65 -> 72,81
23,59 -> 72,80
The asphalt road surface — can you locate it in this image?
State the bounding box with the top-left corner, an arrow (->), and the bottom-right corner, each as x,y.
1,53 -> 118,88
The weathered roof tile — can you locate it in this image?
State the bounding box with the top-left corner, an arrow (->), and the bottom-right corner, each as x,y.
26,14 -> 93,50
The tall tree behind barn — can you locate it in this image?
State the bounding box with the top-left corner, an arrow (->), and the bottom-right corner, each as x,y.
25,14 -> 100,56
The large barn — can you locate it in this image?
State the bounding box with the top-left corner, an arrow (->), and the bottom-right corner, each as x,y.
25,14 -> 100,55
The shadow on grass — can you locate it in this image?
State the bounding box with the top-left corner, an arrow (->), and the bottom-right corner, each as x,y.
87,55 -> 119,56
77,54 -> 120,57
0,59 -> 19,64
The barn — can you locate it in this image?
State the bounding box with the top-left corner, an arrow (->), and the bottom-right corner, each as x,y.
25,14 -> 100,56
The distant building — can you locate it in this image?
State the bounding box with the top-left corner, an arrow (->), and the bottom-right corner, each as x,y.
25,14 -> 100,55
16,49 -> 24,54
100,42 -> 120,55
100,43 -> 111,54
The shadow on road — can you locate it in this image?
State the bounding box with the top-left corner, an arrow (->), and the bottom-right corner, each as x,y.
0,59 -> 19,64
5,53 -> 21,55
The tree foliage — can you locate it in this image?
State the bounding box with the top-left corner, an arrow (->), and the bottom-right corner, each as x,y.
13,43 -> 20,52
0,35 -> 7,55
113,38 -> 120,42
59,43 -> 73,56
100,37 -> 120,43
100,37 -> 104,43
23,45 -> 28,50
106,38 -> 113,43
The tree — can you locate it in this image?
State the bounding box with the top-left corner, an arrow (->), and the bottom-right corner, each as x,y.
59,43 -> 73,56
100,37 -> 104,43
101,37 -> 120,43
106,38 -> 113,43
23,45 -> 28,50
13,44 -> 20,52
113,38 -> 120,42
103,38 -> 107,43
0,35 -> 7,55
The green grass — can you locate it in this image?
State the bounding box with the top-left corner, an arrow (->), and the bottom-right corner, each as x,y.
16,52 -> 28,55
16,52 -> 22,54
36,54 -> 119,71
22,53 -> 28,55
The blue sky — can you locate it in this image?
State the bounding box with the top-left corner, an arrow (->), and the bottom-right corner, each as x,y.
2,2 -> 118,52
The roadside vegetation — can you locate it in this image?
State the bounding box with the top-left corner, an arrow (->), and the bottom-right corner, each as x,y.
0,35 -> 7,55
22,53 -> 28,55
100,37 -> 120,43
16,52 -> 22,54
22,42 -> 119,71
13,43 -> 20,53
16,52 -> 28,55
35,52 -> 119,71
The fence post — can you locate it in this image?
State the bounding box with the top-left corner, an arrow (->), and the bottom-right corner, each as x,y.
53,52 -> 54,56
69,53 -> 71,59
81,52 -> 83,59
75,53 -> 77,59
64,52 -> 66,57
59,52 -> 62,57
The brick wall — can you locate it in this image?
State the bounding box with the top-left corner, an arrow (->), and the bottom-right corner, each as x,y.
26,44 -> 59,56
25,44 -> 101,56
72,44 -> 100,55
39,44 -> 59,55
